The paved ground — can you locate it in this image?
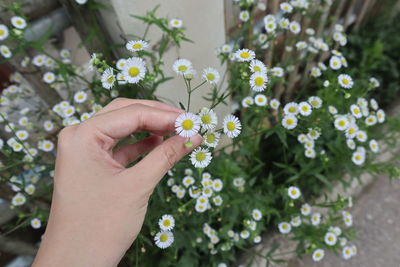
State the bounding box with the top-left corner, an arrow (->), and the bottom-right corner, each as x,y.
289,176 -> 400,267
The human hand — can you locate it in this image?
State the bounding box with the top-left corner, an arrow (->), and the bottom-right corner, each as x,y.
32,98 -> 202,267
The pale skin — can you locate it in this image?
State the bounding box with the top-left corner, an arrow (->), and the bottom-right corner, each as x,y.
32,98 -> 202,267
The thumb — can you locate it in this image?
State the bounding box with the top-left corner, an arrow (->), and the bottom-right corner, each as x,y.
123,134 -> 203,187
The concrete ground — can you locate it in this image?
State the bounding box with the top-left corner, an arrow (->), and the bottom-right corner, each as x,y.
289,176 -> 400,267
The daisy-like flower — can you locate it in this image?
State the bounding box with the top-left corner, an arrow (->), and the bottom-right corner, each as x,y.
122,57 -> 146,83
283,102 -> 299,116
223,115 -> 241,138
338,74 -> 354,89
0,45 -> 12,58
212,195 -> 223,206
289,21 -> 301,34
154,231 -> 174,249
169,18 -> 183,28
202,68 -> 220,85
116,58 -> 127,70
324,232 -> 337,246
0,24 -> 9,40
239,10 -> 250,22
12,193 -> 26,206
365,115 -> 377,126
342,246 -> 353,260
376,109 -> 385,123
204,131 -> 220,148
234,49 -> 255,62
16,130 -> 29,141
369,139 -> 379,153
334,116 -> 350,131
312,249 -> 325,262
265,21 -> 277,33
252,209 -> 262,221
270,99 -> 280,110
250,72 -> 268,92
352,151 -> 365,165
43,120 -> 54,132
172,59 -> 192,76
212,179 -> 223,192
329,56 -> 342,70
350,104 -> 362,118
278,222 -> 291,234
242,96 -> 254,107
182,176 -> 194,187
158,214 -> 175,231
101,68 -> 115,89
308,96 -> 322,108
198,108 -> 218,130
30,218 -> 41,229
43,72 -> 56,84
32,54 -> 46,66
175,112 -> 201,138
347,139 -> 356,150
296,41 -> 308,50
190,147 -> 212,168
24,184 -> 35,195
220,44 -> 232,53
254,94 -> 267,106
305,148 -> 316,158
249,60 -> 267,73
345,124 -> 358,139
271,67 -> 284,77
301,203 -> 312,216
11,16 -> 27,29
298,101 -> 312,116
126,40 -> 148,52
356,130 -> 367,142
280,2 -> 293,13
311,213 -> 321,226
370,98 -> 379,110
74,91 -> 88,103
288,186 -> 301,199
291,216 -> 302,227
282,115 -> 298,130
310,67 -> 321,77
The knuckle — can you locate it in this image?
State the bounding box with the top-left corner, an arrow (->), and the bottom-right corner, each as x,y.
162,145 -> 180,170
57,126 -> 75,148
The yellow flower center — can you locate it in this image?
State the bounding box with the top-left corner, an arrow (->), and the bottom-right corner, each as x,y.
128,67 -> 140,77
338,120 -> 346,127
199,198 -> 206,203
182,119 -> 193,130
201,114 -> 212,124
254,76 -> 264,86
44,143 -> 51,149
288,106 -> 296,113
0,29 -> 4,35
173,20 -> 179,25
253,66 -> 261,72
311,100 -> 318,106
240,51 -> 250,59
333,61 -> 338,66
226,121 -> 236,131
302,106 -> 309,111
195,152 -> 206,161
354,108 -> 360,114
107,76 -> 114,84
286,118 -> 294,125
16,20 -> 23,26
160,233 -> 168,242
316,252 -> 321,257
290,189 -> 297,196
355,155 -> 361,160
328,236 -> 334,242
342,78 -> 349,85
206,133 -> 215,143
163,220 -> 171,227
178,65 -> 187,72
282,224 -> 288,229
206,73 -> 215,81
78,95 -> 84,99
348,128 -> 355,134
132,43 -> 142,50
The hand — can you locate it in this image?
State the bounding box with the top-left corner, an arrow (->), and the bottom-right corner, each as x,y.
32,98 -> 202,267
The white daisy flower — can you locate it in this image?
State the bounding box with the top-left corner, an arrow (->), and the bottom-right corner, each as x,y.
324,232 -> 337,246
355,130 -> 367,142
0,45 -> 12,58
11,193 -> 26,206
43,120 -> 54,132
298,102 -> 312,116
307,128 -> 320,140
24,184 -> 35,195
0,24 -> 9,40
345,124 -> 358,139
288,186 -> 301,199
30,218 -> 41,229
280,2 -> 293,13
32,54 -> 46,66
308,96 -> 322,108
376,109 -> 385,123
369,139 -> 379,153
283,102 -> 298,115
195,203 -> 208,213
202,186 -> 213,197
312,249 -> 325,262
310,67 -> 322,77
289,21 -> 301,34
270,99 -> 280,110
43,72 -> 56,84
249,60 -> 267,74
252,209 -> 262,221
301,203 -> 312,216
250,72 -> 268,92
197,108 -> 217,130
175,112 -> 201,138
211,179 -> 223,192
282,115 -> 298,130
342,246 -> 353,260
311,213 -> 321,226
16,130 -> 29,141
258,33 -> 267,43
172,59 -> 192,76
126,40 -> 148,52
221,44 -> 232,53
349,104 -> 362,118
74,91 -> 88,103
11,16 -> 27,29
239,10 -> 250,22
291,216 -> 302,227
242,96 -> 254,107
297,134 -> 308,143
254,94 -> 267,106
271,67 -> 284,77
116,58 -> 127,70
365,115 -> 377,126
212,195 -> 223,206
278,222 -> 291,234
190,147 -> 212,168
122,57 -> 146,83
154,231 -> 174,249
334,116 -> 350,131
352,151 -> 365,165
202,68 -> 220,85
169,18 -> 183,28
223,114 -> 241,138
338,74 -> 354,89
80,112 -> 91,121
296,41 -> 308,50
234,49 -> 255,62
38,140 -> 54,152
101,68 -> 115,89
204,131 -> 220,148
265,21 -> 277,33
240,230 -> 250,239
305,148 -> 316,158
329,56 -> 342,70
346,139 -> 356,150
158,214 -> 175,231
